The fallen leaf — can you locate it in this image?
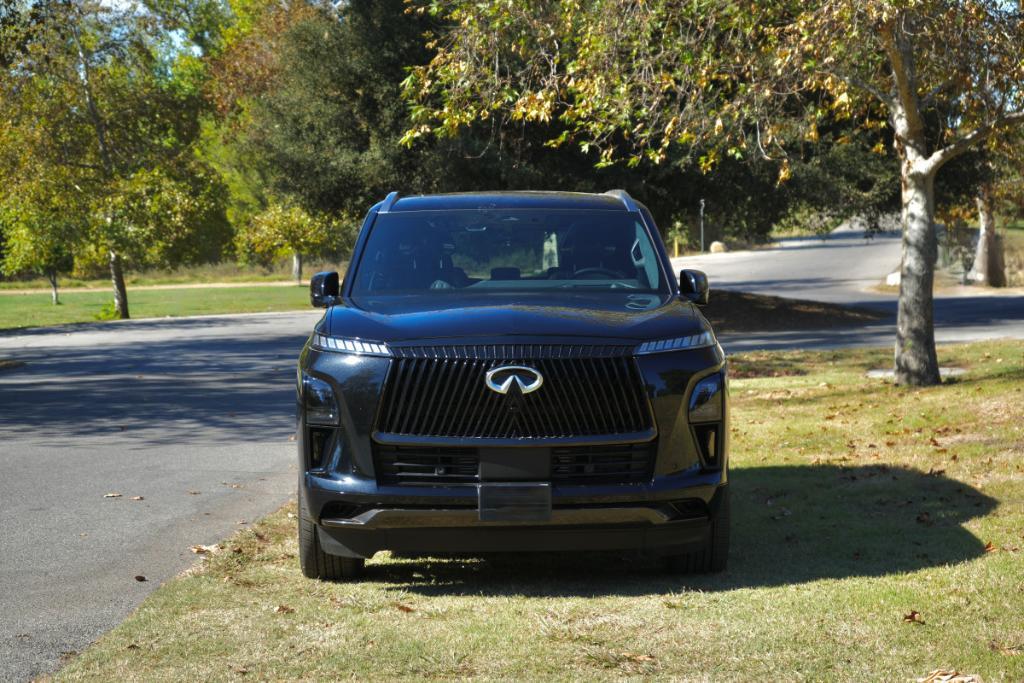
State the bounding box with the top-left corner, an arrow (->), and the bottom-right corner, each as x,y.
917,670 -> 981,683
134,575 -> 147,582
621,652 -> 656,663
104,492 -> 122,498
984,541 -> 998,553
393,602 -> 415,613
187,490 -> 200,495
190,544 -> 219,555
274,605 -> 294,614
130,496 -> 144,501
903,610 -> 925,625
126,643 -> 139,650
989,639 -> 1024,656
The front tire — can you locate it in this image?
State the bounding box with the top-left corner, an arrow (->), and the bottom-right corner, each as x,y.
298,496 -> 365,581
667,486 -> 730,574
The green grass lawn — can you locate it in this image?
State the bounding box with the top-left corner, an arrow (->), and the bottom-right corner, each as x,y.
0,285 -> 311,330
56,341 -> 1024,681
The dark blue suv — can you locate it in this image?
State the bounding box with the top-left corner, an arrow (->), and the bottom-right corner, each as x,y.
297,190 -> 728,579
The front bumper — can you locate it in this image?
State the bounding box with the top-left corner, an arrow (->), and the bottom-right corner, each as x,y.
306,470 -> 725,558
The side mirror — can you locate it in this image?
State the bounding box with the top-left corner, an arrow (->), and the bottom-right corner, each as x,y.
679,269 -> 709,306
310,271 -> 340,308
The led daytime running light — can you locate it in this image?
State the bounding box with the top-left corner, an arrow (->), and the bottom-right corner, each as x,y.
312,334 -> 390,357
636,331 -> 715,355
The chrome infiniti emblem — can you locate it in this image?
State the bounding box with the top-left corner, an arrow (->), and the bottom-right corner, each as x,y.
484,366 -> 544,395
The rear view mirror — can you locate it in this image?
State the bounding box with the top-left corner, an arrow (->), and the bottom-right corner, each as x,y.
679,269 -> 709,306
310,271 -> 340,308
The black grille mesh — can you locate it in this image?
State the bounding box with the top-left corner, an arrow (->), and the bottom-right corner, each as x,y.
376,345 -> 652,439
374,442 -> 656,486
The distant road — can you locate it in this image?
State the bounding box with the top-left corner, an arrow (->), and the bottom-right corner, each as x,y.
672,225 -> 1024,351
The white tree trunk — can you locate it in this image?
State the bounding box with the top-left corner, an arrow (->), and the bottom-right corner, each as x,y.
894,166 -> 941,386
292,252 -> 303,284
47,270 -> 59,306
970,183 -> 1006,287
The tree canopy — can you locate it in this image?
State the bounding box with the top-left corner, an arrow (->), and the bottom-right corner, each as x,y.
404,0 -> 1024,385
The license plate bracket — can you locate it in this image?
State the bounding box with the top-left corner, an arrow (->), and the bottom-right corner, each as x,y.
478,482 -> 552,522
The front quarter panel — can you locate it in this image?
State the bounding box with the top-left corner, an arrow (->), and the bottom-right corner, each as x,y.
638,344 -> 727,476
301,344 -> 390,478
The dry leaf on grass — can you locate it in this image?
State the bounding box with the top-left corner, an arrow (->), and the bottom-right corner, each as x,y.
989,639 -> 1024,656
903,610 -> 926,625
190,544 -> 219,555
621,652 -> 656,663
917,670 -> 981,683
274,605 -> 294,614
984,541 -> 998,553
393,602 -> 415,613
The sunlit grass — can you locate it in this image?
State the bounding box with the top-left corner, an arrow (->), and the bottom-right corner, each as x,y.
0,285 -> 311,331
57,341 -> 1024,681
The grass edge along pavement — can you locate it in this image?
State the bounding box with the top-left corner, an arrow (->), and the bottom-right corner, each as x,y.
0,285 -> 312,331
53,340 -> 1024,681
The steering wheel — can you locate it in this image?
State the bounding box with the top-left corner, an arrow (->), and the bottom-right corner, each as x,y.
571,266 -> 625,280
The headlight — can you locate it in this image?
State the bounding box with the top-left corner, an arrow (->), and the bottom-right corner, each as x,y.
301,373 -> 339,425
689,372 -> 723,423
636,331 -> 715,355
311,333 -> 390,357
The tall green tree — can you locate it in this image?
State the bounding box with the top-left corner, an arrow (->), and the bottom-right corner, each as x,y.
0,172 -> 86,304
0,0 -> 221,318
406,0 -> 1024,386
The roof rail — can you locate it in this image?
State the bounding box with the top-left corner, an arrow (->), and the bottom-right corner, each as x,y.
378,191 -> 401,213
603,189 -> 639,212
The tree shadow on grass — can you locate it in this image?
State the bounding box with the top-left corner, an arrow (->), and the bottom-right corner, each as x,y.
370,464 -> 996,597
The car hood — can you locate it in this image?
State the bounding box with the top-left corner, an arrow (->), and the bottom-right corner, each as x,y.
323,292 -> 706,344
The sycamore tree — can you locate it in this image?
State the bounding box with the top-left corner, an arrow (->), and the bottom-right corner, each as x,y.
405,0 -> 1024,386
0,0 -> 217,318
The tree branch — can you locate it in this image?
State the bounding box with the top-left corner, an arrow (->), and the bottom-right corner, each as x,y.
924,111 -> 1024,173
920,75 -> 961,108
826,69 -> 893,108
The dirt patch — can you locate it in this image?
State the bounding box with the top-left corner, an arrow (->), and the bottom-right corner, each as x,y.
703,290 -> 888,333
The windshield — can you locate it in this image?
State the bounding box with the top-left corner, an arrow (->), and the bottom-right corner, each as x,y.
350,209 -> 667,295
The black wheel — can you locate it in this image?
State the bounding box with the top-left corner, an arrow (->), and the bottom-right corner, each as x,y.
298,495 -> 365,581
667,486 -> 730,574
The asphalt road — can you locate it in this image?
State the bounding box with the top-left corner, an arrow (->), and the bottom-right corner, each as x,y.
0,311 -> 320,682
673,225 -> 1024,351
3,228 -> 1024,681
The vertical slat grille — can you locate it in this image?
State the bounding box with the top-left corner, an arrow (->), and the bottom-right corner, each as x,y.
376,345 -> 652,439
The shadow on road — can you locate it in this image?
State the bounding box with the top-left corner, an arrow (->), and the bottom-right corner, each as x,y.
0,317 -> 310,446
369,464 -> 995,597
